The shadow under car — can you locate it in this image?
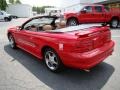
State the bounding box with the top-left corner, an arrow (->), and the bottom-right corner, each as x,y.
4,44 -> 115,90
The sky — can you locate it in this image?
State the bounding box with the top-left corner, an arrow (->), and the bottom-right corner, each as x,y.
62,0 -> 107,7
20,0 -> 62,7
10,0 -> 106,7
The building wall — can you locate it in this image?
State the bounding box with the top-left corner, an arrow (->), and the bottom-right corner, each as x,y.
60,0 -> 106,8
107,3 -> 120,8
61,0 -> 106,14
45,8 -> 60,15
6,4 -> 33,17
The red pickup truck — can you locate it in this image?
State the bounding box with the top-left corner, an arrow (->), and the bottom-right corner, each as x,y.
64,4 -> 120,28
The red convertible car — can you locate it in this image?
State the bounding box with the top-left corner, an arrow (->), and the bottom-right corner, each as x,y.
7,16 -> 114,72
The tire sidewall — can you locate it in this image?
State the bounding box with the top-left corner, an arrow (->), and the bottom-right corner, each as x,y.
4,17 -> 8,22
43,48 -> 63,72
4,17 -> 11,22
110,19 -> 119,28
67,18 -> 78,26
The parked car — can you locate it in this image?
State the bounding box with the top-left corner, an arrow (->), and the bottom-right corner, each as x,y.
0,11 -> 12,21
64,4 -> 120,28
7,16 -> 114,72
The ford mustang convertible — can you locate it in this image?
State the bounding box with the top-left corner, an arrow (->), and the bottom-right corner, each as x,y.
7,16 -> 114,72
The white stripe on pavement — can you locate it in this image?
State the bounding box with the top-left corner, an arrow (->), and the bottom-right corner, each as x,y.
112,36 -> 120,38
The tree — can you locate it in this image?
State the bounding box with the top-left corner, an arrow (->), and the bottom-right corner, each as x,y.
15,0 -> 21,4
32,6 -> 55,14
37,7 -> 41,14
32,6 -> 37,12
9,0 -> 14,4
0,0 -> 8,10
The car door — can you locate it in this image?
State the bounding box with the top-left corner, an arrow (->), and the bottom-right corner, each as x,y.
15,29 -> 42,57
14,17 -> 55,58
79,6 -> 94,23
93,6 -> 106,23
14,18 -> 42,57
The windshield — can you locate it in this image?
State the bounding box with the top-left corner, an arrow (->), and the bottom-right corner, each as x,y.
23,17 -> 54,29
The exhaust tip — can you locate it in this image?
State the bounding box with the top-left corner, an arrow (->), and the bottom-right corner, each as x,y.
84,69 -> 90,72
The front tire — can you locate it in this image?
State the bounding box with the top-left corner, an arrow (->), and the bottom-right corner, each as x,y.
8,34 -> 16,49
110,18 -> 119,28
43,48 -> 64,72
67,18 -> 79,26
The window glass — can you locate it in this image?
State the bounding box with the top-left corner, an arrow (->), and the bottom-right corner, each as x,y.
83,6 -> 92,13
95,6 -> 103,12
23,17 -> 54,30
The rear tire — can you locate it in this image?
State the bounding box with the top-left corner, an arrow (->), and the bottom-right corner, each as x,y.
4,17 -> 9,22
110,18 -> 119,28
67,18 -> 79,26
4,17 -> 11,22
43,48 -> 64,72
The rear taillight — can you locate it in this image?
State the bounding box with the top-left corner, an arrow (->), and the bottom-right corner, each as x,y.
75,40 -> 93,52
106,32 -> 111,42
74,27 -> 111,53
102,31 -> 111,43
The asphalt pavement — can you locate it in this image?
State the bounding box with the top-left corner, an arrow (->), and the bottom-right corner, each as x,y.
0,19 -> 120,90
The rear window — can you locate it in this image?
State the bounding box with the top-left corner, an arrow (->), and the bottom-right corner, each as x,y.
83,6 -> 92,13
95,6 -> 103,12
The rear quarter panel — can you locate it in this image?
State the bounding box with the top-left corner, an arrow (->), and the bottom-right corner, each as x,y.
64,13 -> 79,21
29,32 -> 77,59
110,8 -> 120,20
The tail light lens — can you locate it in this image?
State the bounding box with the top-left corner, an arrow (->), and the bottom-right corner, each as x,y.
106,32 -> 111,42
74,27 -> 111,53
75,39 -> 93,53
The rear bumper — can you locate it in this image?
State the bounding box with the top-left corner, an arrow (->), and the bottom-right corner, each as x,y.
60,41 -> 115,69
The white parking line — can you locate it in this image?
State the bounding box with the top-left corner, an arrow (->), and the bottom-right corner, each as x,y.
112,36 -> 120,38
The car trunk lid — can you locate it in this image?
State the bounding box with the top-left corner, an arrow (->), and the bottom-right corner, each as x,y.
74,26 -> 111,52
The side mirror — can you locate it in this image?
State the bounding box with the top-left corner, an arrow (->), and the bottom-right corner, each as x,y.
17,26 -> 22,30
